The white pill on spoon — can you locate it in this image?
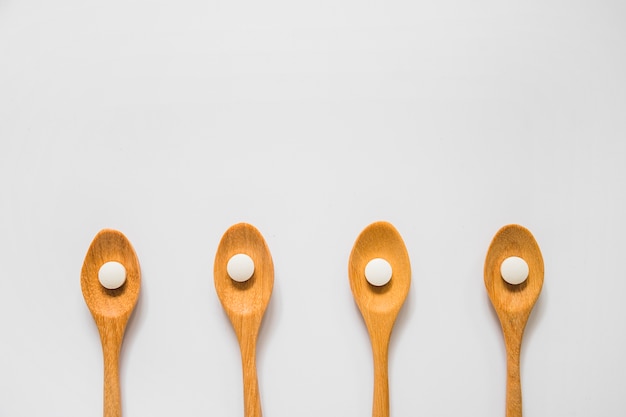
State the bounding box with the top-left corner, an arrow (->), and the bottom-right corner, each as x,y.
98,261 -> 127,290
227,253 -> 255,282
500,256 -> 529,285
365,258 -> 393,286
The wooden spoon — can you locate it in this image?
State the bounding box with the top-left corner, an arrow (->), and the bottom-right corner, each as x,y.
484,224 -> 544,417
214,223 -> 274,417
81,229 -> 141,417
348,221 -> 411,417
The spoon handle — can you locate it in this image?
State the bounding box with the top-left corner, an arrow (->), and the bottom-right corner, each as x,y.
368,320 -> 393,417
371,338 -> 390,417
98,319 -> 125,417
505,349 -> 522,417
240,337 -> 262,417
503,320 -> 524,417
241,354 -> 261,417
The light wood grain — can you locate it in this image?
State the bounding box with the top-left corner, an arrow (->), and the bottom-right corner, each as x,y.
484,224 -> 544,417
214,223 -> 274,417
348,221 -> 411,417
81,229 -> 141,417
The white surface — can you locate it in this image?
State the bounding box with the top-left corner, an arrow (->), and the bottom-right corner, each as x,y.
500,256 -> 529,286
98,261 -> 127,290
1,0 -> 626,416
227,254 -> 255,283
365,258 -> 393,287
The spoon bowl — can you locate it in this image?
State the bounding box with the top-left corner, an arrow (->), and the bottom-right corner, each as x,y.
348,221 -> 410,417
81,229 -> 140,417
484,224 -> 543,417
214,223 -> 274,417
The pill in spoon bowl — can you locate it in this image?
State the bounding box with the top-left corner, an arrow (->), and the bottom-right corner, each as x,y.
348,221 -> 411,417
81,229 -> 141,417
214,223 -> 274,417
484,224 -> 544,417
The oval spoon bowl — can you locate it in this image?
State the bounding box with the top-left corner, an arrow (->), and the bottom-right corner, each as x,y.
484,224 -> 543,317
349,221 -> 411,318
81,229 -> 140,320
214,223 -> 274,320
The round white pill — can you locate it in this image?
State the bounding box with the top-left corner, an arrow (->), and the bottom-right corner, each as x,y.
227,253 -> 255,282
98,261 -> 127,290
500,256 -> 529,285
364,258 -> 393,286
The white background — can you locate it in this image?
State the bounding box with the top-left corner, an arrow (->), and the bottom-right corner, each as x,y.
1,0 -> 625,416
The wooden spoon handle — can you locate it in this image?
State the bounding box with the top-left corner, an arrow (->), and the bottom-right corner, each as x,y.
503,323 -> 524,417
99,320 -> 125,417
371,340 -> 390,417
103,345 -> 122,417
370,334 -> 391,417
505,348 -> 522,417
240,340 -> 262,417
